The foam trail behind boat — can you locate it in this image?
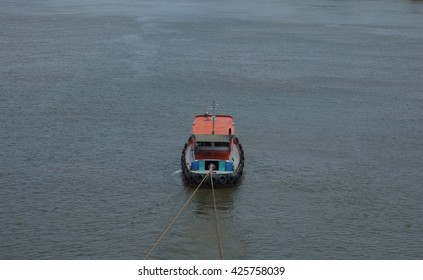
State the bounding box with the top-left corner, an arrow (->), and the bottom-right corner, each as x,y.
172,170 -> 182,176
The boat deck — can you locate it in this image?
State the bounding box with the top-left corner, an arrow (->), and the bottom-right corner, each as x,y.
195,150 -> 230,160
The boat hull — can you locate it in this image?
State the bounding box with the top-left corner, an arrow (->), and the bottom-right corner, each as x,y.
181,141 -> 244,187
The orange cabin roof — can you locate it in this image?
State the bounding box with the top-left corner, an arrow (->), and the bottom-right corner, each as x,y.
192,115 -> 235,135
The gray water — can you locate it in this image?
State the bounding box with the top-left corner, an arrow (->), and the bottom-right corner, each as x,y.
1,0 -> 423,259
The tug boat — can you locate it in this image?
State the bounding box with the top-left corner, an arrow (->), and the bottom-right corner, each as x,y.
181,101 -> 244,186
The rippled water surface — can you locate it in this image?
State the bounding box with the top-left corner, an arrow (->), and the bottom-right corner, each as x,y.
1,0 -> 423,259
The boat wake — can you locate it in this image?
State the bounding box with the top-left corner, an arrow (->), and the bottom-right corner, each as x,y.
172,170 -> 182,176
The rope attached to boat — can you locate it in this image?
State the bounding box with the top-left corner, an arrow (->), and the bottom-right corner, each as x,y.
210,166 -> 224,260
144,171 -> 211,260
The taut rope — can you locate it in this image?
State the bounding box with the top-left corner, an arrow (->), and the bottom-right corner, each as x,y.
210,166 -> 224,260
144,172 -> 210,260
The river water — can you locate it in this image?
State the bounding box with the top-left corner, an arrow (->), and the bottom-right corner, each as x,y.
1,0 -> 423,259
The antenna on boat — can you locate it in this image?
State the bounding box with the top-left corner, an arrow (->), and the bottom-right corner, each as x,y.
208,100 -> 220,134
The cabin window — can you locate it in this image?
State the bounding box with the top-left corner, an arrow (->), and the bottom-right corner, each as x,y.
197,142 -> 229,147
197,142 -> 212,147
214,142 -> 229,147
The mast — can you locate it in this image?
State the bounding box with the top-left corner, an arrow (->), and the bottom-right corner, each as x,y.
208,100 -> 220,134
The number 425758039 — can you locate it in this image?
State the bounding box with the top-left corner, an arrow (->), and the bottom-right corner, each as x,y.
231,267 -> 285,276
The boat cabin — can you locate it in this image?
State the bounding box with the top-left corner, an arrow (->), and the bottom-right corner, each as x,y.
189,114 -> 236,171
